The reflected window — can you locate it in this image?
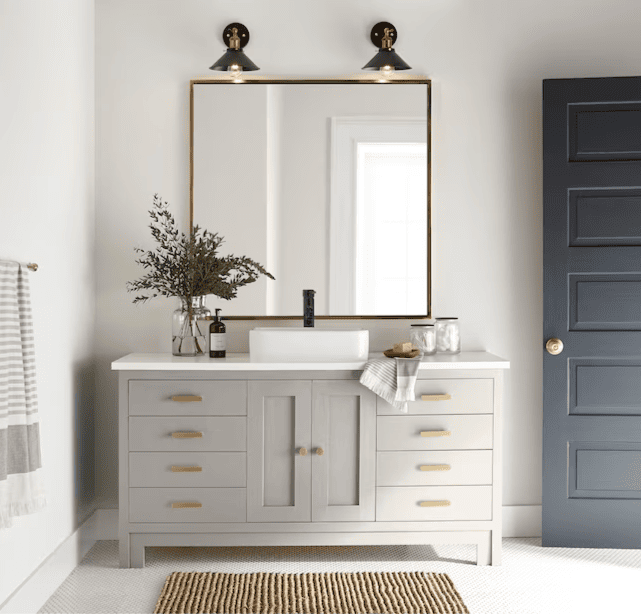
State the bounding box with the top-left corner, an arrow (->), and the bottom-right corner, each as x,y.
355,143 -> 427,314
329,116 -> 428,315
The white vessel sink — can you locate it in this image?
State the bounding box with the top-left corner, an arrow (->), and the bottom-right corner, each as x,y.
249,327 -> 369,363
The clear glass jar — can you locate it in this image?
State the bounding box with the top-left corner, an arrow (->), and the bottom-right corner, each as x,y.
410,324 -> 436,356
172,296 -> 211,356
435,317 -> 461,354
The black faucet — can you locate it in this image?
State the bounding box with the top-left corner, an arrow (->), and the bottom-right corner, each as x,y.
303,289 -> 316,327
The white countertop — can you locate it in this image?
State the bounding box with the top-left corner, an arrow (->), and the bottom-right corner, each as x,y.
112,352 -> 509,371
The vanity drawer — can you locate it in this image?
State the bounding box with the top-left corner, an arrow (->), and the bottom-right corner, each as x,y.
377,415 -> 493,451
129,452 -> 246,488
129,487 -> 246,523
129,380 -> 246,416
376,486 -> 492,521
377,450 -> 493,486
129,417 -> 246,452
377,379 -> 493,415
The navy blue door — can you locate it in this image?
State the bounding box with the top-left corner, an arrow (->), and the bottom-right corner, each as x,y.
543,77 -> 641,548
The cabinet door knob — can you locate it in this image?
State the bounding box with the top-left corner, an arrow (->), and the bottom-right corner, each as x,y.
298,447 -> 308,456
316,447 -> 325,456
546,338 -> 563,355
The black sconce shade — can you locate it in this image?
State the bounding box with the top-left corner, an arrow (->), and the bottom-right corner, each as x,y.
210,49 -> 259,72
362,49 -> 411,71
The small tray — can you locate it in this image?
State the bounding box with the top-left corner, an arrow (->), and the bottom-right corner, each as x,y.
383,349 -> 420,358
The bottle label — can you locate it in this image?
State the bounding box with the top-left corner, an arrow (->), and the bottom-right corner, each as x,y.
210,333 -> 226,351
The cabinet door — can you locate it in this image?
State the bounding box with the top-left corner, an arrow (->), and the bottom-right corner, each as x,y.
311,381 -> 376,522
247,381 -> 312,522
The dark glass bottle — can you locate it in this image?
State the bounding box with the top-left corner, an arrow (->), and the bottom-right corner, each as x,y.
209,308 -> 226,358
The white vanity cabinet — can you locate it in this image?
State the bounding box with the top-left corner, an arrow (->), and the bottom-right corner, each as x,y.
113,352 -> 508,569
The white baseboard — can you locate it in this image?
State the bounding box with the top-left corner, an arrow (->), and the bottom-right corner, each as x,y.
91,505 -> 542,543
0,512 -> 100,614
502,505 -> 542,538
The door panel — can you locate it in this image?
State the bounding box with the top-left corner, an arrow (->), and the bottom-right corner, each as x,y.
575,450 -> 641,492
569,273 -> 641,330
568,442 -> 641,500
311,381 -> 376,522
543,76 -> 641,548
327,396 -> 359,506
247,381 -> 312,522
569,102 -> 641,161
570,359 -> 641,416
263,396 -> 297,507
569,188 -> 641,246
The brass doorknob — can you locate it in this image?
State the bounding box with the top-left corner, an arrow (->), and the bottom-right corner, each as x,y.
546,338 -> 563,355
298,447 -> 308,456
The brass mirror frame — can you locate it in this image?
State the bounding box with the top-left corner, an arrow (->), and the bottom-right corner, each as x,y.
189,77 -> 431,320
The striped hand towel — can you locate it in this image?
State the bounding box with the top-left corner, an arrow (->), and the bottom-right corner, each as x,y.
0,261 -> 46,528
360,357 -> 421,412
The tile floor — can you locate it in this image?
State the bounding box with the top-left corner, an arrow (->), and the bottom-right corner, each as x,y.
39,539 -> 641,614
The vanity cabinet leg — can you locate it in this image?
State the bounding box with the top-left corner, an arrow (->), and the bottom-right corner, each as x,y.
130,536 -> 146,569
476,532 -> 491,566
491,530 -> 502,566
119,533 -> 131,568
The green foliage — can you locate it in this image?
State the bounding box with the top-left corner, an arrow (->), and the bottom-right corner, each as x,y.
127,194 -> 275,304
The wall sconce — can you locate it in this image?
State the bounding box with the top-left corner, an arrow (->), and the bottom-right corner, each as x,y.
209,23 -> 259,81
362,21 -> 411,80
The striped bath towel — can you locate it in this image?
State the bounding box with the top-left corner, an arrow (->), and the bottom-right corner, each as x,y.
360,357 -> 421,412
0,261 -> 46,528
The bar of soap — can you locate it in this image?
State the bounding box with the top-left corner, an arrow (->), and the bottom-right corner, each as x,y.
393,342 -> 413,354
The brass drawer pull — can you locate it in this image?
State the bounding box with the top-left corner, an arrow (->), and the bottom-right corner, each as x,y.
171,465 -> 203,472
316,447 -> 325,456
171,395 -> 203,402
172,502 -> 202,509
421,394 -> 452,401
420,500 -> 451,507
298,447 -> 308,456
171,431 -> 203,439
420,430 -> 451,437
419,464 -> 451,472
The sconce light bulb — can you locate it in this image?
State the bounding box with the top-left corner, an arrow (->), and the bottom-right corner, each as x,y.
380,65 -> 394,79
230,64 -> 243,81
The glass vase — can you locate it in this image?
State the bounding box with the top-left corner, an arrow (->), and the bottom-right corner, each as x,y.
172,296 -> 211,356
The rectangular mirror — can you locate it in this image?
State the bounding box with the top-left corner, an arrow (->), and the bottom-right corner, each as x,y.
190,79 -> 431,319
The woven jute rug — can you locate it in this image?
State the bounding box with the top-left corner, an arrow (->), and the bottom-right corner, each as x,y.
154,571 -> 469,614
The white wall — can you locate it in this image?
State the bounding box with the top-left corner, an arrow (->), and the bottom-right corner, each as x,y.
95,0 -> 641,513
0,0 -> 95,606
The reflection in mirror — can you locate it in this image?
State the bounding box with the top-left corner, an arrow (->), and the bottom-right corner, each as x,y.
192,82 -> 430,318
